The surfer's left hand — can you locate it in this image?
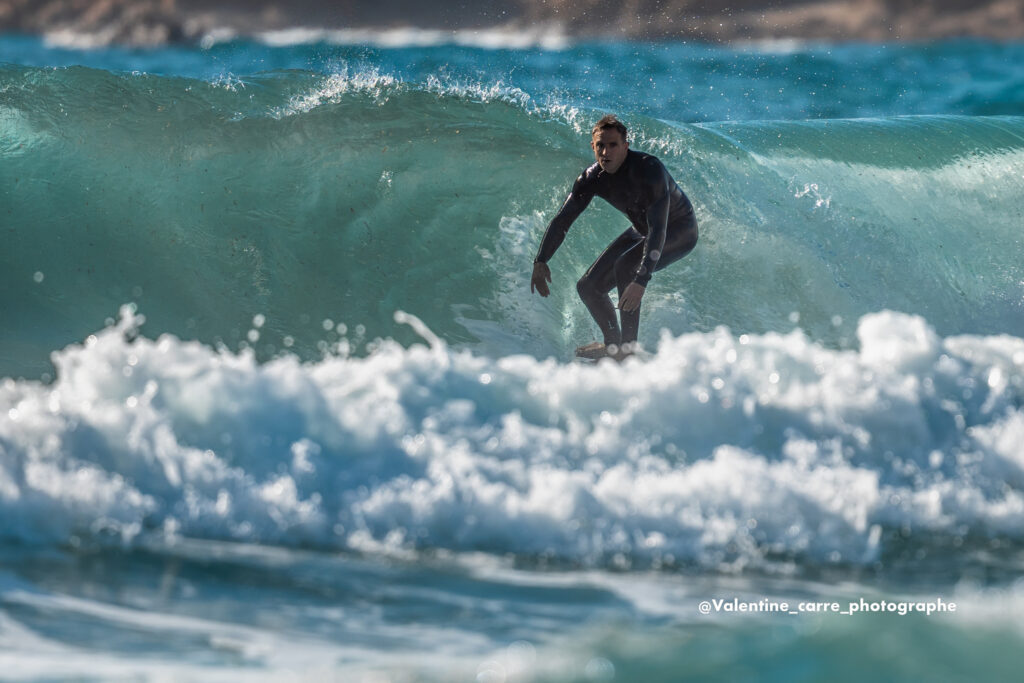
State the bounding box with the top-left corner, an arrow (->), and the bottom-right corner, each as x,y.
619,283 -> 645,312
531,262 -> 552,297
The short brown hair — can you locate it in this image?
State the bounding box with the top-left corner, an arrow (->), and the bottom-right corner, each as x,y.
591,114 -> 628,141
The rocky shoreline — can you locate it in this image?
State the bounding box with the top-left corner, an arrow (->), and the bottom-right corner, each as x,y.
1,0 -> 1023,47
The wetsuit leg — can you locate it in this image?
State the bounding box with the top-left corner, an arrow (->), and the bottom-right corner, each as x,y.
616,214 -> 699,345
578,216 -> 698,346
577,227 -> 644,345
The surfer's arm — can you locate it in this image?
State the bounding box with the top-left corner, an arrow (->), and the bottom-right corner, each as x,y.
530,261 -> 552,297
534,174 -> 594,265
634,163 -> 671,286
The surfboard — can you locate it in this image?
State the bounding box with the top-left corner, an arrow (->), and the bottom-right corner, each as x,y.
573,342 -> 643,362
574,342 -> 641,363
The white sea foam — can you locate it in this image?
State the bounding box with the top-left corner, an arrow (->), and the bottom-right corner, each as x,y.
42,29 -> 121,50
0,575 -> 468,681
254,25 -> 571,51
271,67 -> 549,121
2,306 -> 1024,569
274,67 -> 563,121
274,67 -> 401,116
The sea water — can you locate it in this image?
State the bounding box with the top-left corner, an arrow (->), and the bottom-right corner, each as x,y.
2,31 -> 1024,681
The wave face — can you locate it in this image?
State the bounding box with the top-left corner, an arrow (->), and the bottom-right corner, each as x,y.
4,64 -> 1024,378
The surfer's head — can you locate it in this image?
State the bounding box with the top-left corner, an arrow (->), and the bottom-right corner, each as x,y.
591,115 -> 629,174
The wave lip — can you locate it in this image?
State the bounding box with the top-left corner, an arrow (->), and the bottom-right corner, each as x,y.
1,307 -> 1023,574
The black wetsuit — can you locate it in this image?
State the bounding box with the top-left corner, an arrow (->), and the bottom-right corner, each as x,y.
534,149 -> 698,346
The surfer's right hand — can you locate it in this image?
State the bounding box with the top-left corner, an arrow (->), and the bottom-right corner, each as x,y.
530,262 -> 551,297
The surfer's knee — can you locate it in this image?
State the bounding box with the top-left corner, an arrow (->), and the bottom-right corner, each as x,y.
576,274 -> 595,301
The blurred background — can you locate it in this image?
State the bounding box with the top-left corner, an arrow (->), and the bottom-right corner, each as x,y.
2,0 -> 1023,47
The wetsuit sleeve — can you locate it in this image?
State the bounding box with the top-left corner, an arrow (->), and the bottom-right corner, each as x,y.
634,161 -> 671,286
534,173 -> 594,264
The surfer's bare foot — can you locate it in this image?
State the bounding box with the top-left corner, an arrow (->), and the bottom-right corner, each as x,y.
575,342 -> 636,362
575,341 -> 608,359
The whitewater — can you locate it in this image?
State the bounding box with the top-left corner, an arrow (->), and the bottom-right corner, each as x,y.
3,34 -> 1024,681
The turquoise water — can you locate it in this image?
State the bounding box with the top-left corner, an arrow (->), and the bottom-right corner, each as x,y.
3,33 -> 1024,680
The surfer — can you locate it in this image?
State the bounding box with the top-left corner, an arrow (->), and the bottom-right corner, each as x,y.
530,115 -> 698,360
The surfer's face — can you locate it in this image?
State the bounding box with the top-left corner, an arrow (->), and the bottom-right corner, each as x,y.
591,128 -> 628,173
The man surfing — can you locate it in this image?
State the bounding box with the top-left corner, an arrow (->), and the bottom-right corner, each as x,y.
530,115 -> 698,360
